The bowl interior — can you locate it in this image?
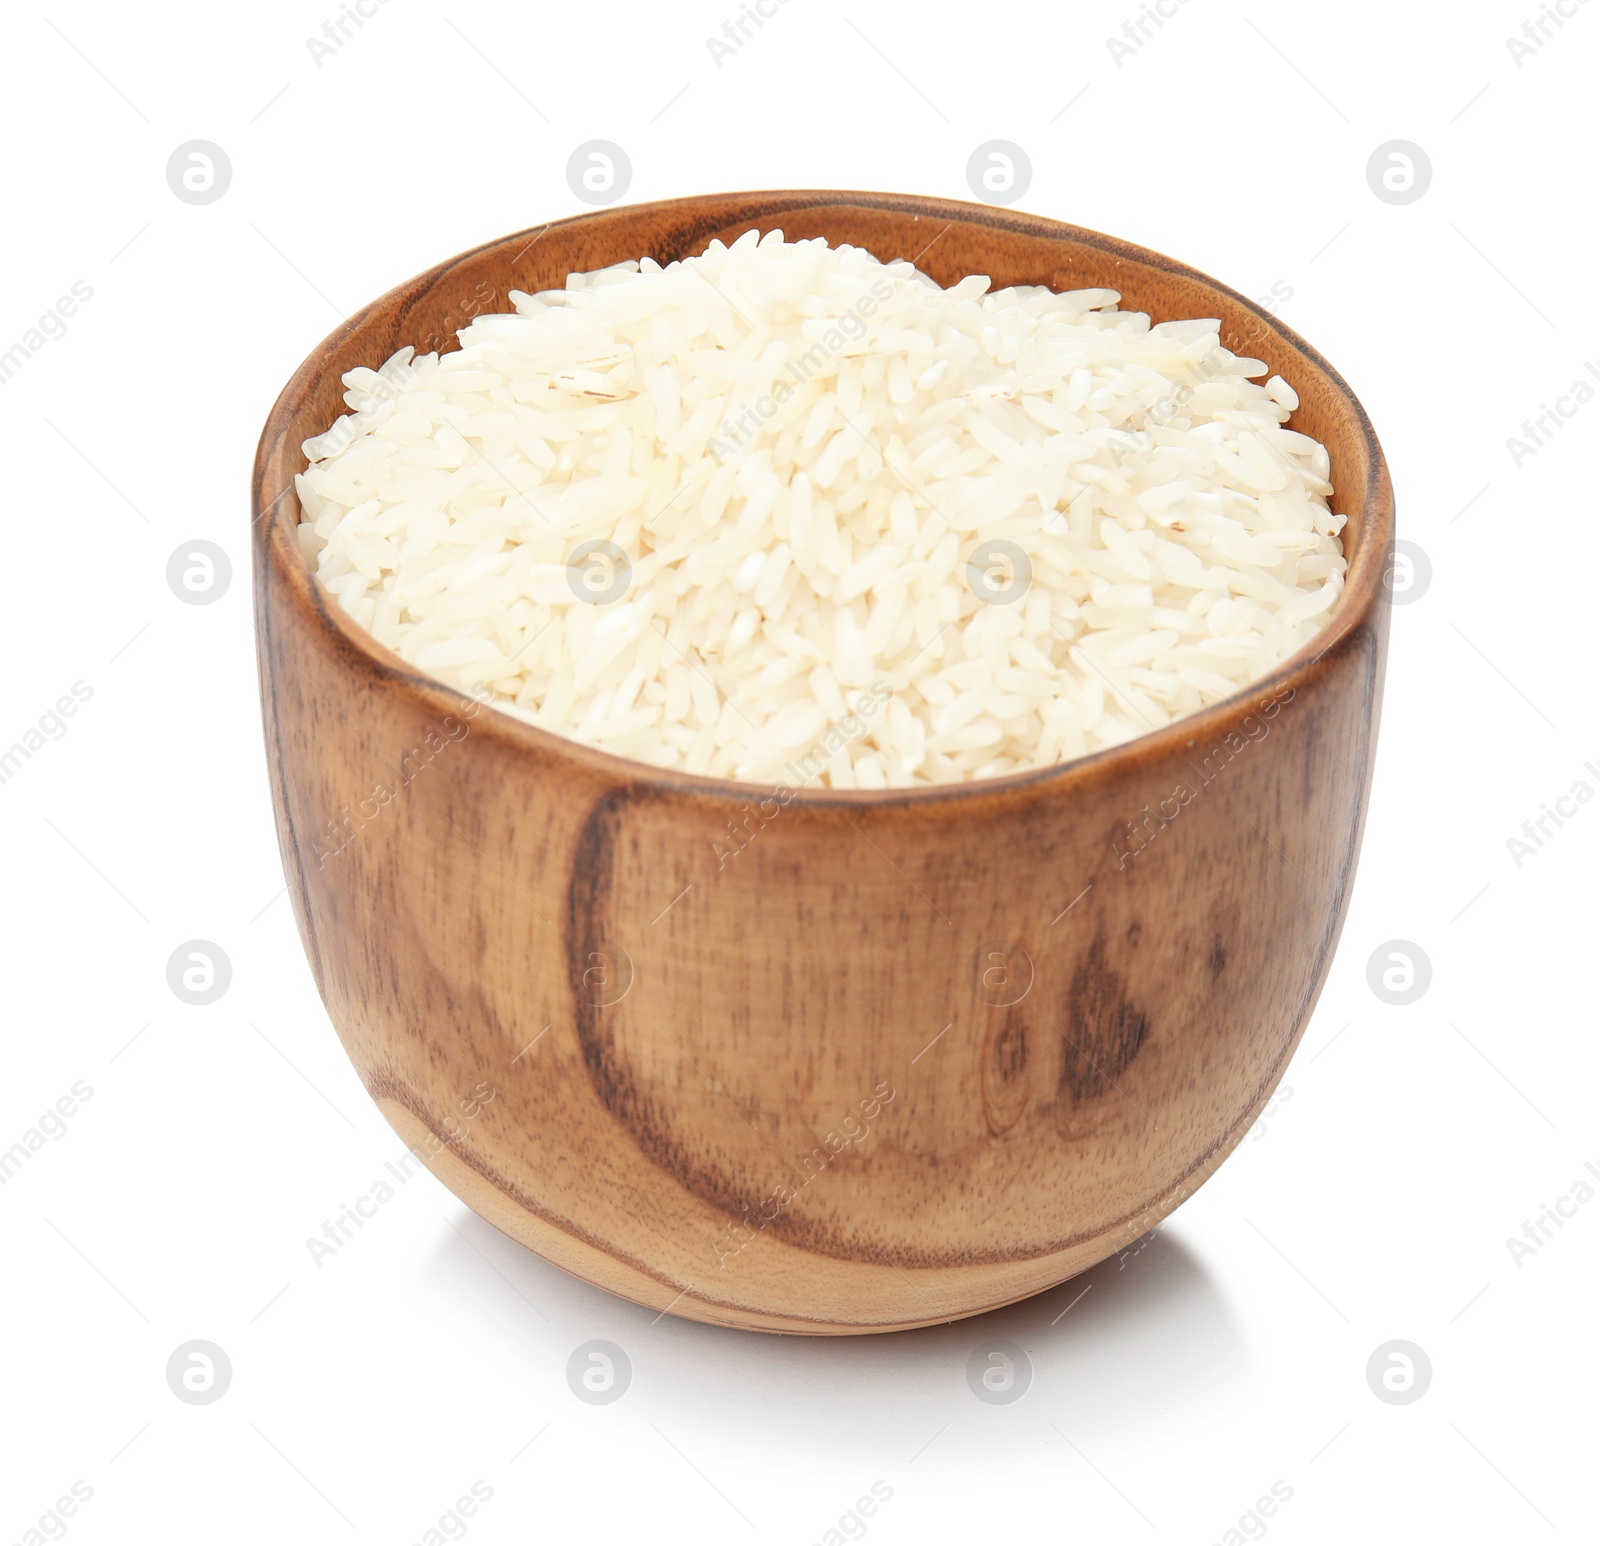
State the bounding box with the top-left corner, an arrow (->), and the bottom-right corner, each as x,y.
254,190 -> 1391,797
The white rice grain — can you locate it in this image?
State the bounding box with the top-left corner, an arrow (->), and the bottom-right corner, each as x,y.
298,233 -> 1347,788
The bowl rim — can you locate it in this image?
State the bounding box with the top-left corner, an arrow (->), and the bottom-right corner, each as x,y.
253,188 -> 1393,810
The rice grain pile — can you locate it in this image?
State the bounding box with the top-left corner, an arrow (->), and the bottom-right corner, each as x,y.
297,231 -> 1346,788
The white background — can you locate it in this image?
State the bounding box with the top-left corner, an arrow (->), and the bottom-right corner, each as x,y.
2,1 -> 1596,1541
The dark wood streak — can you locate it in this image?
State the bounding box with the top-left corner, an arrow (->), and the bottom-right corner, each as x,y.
366,1067 -> 1276,1330
1059,939 -> 1151,1104
562,787 -> 768,1232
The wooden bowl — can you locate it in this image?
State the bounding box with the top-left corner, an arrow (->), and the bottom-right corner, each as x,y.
253,192 -> 1391,1334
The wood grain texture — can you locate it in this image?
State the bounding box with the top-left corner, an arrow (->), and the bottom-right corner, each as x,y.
252,191 -> 1393,1334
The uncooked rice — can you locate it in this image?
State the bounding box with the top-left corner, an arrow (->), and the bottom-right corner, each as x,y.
296,230 -> 1347,788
